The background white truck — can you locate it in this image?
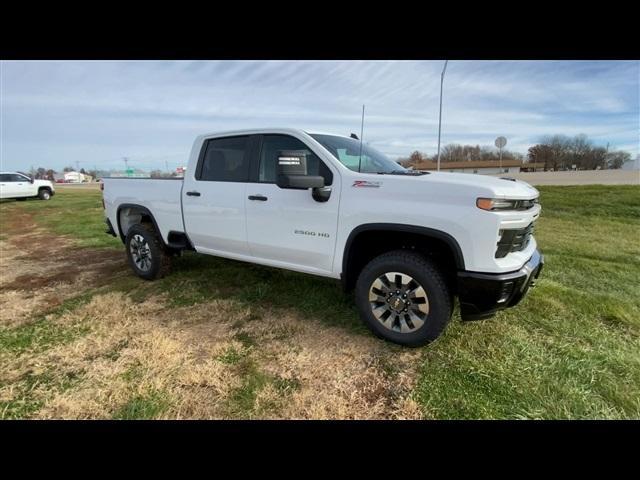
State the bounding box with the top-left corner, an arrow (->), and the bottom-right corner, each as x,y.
102,128 -> 543,346
0,172 -> 55,200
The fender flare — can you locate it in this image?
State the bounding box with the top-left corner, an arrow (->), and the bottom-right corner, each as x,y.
341,223 -> 466,284
116,204 -> 164,244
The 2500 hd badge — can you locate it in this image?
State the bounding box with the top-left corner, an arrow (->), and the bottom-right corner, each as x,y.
295,229 -> 330,238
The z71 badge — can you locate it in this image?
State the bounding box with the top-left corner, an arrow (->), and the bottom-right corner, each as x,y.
352,180 -> 382,188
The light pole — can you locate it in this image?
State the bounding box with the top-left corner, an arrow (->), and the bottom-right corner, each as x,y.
436,60 -> 449,172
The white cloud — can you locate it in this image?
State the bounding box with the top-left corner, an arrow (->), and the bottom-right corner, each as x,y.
1,60 -> 638,171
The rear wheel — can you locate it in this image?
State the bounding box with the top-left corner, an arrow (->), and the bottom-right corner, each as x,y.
125,223 -> 170,280
38,189 -> 51,200
355,250 -> 452,347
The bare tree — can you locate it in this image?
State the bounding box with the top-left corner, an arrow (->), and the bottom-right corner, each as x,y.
606,151 -> 631,169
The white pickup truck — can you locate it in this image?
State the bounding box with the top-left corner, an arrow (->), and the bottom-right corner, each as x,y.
102,128 -> 543,346
0,172 -> 55,200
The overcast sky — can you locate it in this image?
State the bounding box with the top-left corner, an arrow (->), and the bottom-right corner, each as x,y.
1,60 -> 638,172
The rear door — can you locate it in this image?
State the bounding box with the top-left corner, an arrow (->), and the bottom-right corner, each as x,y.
181,135 -> 255,257
245,134 -> 341,275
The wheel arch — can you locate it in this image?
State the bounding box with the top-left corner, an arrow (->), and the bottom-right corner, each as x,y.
116,204 -> 163,244
116,203 -> 193,251
341,223 -> 465,292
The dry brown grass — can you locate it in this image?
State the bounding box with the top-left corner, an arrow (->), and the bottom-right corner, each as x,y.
1,289 -> 423,419
1,209 -> 423,419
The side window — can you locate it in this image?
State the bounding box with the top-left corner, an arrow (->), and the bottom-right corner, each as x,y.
259,135 -> 333,185
198,136 -> 250,182
0,174 -> 10,182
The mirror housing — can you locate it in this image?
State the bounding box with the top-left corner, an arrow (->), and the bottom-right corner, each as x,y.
276,150 -> 324,190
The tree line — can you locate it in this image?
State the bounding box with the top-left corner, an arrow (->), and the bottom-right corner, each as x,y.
398,134 -> 631,170
526,134 -> 630,170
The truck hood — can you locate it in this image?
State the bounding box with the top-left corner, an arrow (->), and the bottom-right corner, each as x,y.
34,179 -> 54,188
419,172 -> 538,199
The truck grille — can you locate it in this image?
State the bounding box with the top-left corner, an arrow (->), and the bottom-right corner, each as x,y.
495,222 -> 535,258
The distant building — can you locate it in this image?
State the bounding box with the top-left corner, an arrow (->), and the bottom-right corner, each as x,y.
64,171 -> 93,183
413,159 -> 528,175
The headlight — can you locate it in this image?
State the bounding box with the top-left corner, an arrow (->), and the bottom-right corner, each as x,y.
477,198 -> 538,211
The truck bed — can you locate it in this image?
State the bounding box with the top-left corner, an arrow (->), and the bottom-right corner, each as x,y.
102,177 -> 184,244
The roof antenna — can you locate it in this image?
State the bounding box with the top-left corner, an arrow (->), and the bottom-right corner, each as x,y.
358,104 -> 365,173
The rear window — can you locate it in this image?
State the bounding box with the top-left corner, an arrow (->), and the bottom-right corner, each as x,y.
198,136 -> 250,182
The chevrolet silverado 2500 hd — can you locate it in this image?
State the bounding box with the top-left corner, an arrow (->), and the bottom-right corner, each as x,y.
102,128 -> 543,346
0,172 -> 55,200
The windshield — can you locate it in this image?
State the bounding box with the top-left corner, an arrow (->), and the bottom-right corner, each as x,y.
310,134 -> 407,174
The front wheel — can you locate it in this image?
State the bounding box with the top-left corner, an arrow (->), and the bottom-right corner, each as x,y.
38,189 -> 51,200
125,223 -> 171,280
355,250 -> 452,347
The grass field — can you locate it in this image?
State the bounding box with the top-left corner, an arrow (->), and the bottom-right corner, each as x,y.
0,185 -> 639,419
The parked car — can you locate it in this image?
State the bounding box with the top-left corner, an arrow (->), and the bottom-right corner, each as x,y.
102,128 -> 543,346
0,172 -> 55,200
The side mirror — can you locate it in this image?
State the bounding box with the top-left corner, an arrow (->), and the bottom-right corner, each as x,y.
30,177 -> 35,184
276,150 -> 324,190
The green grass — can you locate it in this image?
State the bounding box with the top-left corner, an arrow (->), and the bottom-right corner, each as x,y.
2,184 -> 639,418
0,293 -> 95,355
0,188 -> 121,249
415,185 -> 640,418
112,389 -> 171,420
0,369 -> 84,419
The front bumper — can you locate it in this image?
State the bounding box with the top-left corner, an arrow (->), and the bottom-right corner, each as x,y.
457,249 -> 544,321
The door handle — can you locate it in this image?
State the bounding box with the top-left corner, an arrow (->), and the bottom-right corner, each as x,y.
248,195 -> 268,201
186,191 -> 201,197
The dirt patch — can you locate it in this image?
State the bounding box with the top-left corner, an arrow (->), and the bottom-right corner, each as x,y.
0,210 -> 125,327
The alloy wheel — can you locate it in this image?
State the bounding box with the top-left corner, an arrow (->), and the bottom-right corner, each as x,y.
368,272 -> 429,333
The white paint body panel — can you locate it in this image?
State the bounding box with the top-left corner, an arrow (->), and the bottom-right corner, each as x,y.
102,178 -> 184,243
103,128 -> 541,279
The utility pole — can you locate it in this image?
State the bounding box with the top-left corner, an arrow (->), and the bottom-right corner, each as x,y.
76,161 -> 81,183
123,157 -> 129,177
436,60 -> 449,172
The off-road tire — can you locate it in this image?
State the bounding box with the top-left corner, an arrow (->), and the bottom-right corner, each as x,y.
125,223 -> 171,280
355,250 -> 452,347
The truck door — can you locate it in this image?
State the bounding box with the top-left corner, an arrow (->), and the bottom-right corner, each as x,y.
245,134 -> 340,275
0,173 -> 30,198
181,135 -> 254,257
